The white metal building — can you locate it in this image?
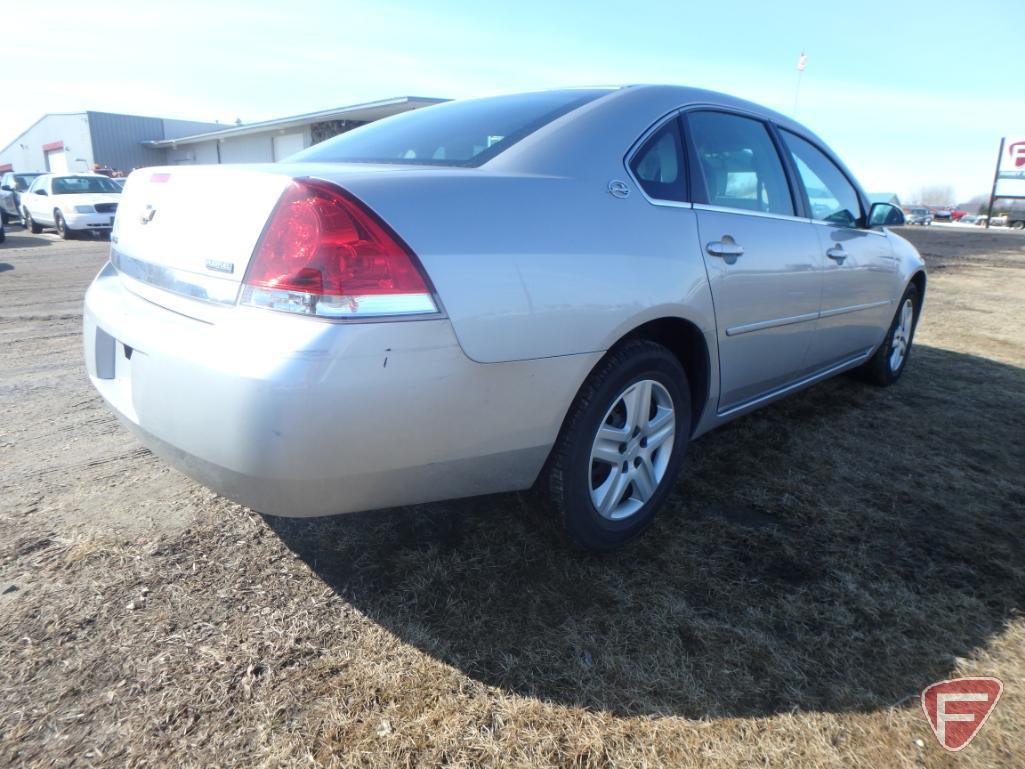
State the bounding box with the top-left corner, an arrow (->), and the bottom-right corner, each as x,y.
0,112 -> 222,175
145,97 -> 445,165
0,97 -> 445,175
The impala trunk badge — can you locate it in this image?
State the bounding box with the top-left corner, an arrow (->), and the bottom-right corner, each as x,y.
205,259 -> 235,274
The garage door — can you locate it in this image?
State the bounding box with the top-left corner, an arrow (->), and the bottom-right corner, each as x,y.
273,133 -> 305,161
46,148 -> 69,174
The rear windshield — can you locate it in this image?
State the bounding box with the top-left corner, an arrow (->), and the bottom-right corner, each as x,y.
291,90 -> 610,167
52,176 -> 121,194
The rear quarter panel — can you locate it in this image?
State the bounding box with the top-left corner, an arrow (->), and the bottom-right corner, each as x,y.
332,170 -> 717,365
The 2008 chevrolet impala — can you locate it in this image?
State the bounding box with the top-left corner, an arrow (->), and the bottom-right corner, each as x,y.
84,86 -> 924,550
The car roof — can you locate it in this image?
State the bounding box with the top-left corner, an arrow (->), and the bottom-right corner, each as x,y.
46,173 -> 112,178
488,84 -> 863,194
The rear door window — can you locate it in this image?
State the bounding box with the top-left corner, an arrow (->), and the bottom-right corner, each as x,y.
629,118 -> 687,202
686,111 -> 794,216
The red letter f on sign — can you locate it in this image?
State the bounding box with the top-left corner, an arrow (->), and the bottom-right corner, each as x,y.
921,677 -> 1003,751
1010,141 -> 1025,168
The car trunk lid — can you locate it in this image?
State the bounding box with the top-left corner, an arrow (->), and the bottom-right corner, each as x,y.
112,166 -> 292,301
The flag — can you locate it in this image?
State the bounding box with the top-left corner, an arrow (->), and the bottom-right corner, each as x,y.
797,52 -> 807,72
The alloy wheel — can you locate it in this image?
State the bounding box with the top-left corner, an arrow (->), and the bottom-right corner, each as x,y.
889,298 -> 914,372
588,379 -> 675,520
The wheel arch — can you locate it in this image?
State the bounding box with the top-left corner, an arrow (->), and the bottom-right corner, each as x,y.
559,315 -> 712,439
617,317 -> 711,435
909,269 -> 926,304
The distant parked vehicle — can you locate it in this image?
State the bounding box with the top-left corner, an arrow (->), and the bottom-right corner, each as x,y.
989,214 -> 1008,227
959,215 -> 979,225
0,171 -> 45,225
950,210 -> 968,221
21,173 -> 121,239
905,207 -> 933,225
932,209 -> 952,222
1007,213 -> 1025,230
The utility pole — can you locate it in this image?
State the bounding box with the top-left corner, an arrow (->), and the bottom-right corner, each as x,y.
985,137 -> 1005,229
793,52 -> 807,116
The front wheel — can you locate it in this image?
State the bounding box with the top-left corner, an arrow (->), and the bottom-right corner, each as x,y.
542,340 -> 691,551
857,283 -> 920,386
23,209 -> 42,234
54,211 -> 72,240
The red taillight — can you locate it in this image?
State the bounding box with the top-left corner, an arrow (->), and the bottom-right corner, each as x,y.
241,179 -> 436,318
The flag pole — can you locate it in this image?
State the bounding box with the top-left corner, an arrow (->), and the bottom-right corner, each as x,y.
793,52 -> 806,115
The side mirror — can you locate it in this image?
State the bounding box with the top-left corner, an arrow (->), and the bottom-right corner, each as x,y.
868,202 -> 904,228
36,189 -> 48,196
0,184 -> 12,192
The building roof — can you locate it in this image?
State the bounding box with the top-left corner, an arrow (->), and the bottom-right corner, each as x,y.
868,192 -> 901,206
143,96 -> 447,148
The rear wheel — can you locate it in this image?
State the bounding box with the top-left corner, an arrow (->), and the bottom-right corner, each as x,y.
23,209 -> 42,234
857,283 -> 920,386
542,340 -> 691,551
1011,220 -> 1025,231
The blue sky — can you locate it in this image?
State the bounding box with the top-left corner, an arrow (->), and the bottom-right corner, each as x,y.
5,0 -> 1021,201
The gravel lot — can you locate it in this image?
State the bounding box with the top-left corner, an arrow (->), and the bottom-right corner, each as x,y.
1,224 -> 1023,768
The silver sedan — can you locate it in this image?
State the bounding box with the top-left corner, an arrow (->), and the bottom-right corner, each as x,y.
84,86 -> 924,550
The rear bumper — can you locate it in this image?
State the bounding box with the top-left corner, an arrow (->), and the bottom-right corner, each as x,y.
84,263 -> 599,516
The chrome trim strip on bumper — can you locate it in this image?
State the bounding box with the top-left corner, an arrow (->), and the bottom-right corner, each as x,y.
111,249 -> 240,306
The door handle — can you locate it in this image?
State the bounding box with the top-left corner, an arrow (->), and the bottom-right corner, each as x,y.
826,246 -> 847,264
706,237 -> 744,258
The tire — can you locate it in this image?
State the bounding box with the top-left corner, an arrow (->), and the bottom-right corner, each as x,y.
857,283 -> 920,387
1011,221 -> 1025,231
541,339 -> 692,551
1,211 -> 8,226
54,210 -> 72,240
24,209 -> 42,234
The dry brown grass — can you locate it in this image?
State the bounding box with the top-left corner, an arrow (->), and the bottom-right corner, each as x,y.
1,228 -> 1023,767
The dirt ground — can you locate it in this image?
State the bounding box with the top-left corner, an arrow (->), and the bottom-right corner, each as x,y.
1,224 -> 1023,768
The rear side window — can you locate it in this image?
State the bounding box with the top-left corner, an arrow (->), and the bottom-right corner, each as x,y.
630,119 -> 687,202
291,90 -> 609,167
780,130 -> 863,227
687,111 -> 794,216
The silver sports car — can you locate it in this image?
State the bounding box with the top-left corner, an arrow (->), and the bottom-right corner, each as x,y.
84,86 -> 924,550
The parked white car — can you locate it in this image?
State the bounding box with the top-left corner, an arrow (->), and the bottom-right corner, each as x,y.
21,174 -> 121,238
